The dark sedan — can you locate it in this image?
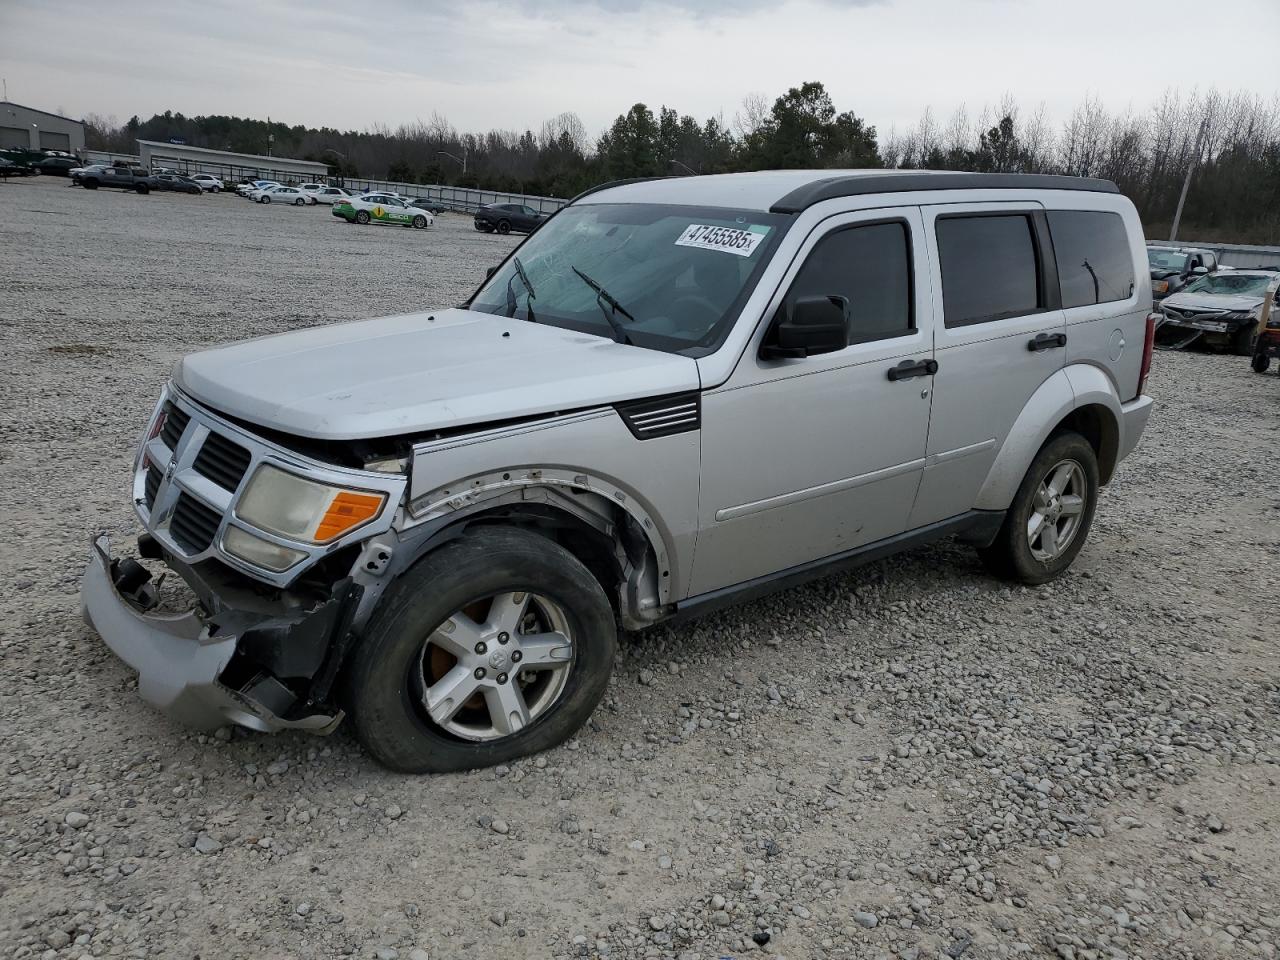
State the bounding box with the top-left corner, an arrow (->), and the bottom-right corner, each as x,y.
473,202 -> 545,235
0,157 -> 38,178
152,173 -> 203,195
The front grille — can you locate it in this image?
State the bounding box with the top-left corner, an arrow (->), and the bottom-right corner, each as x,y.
144,464 -> 162,508
169,494 -> 222,553
193,432 -> 252,491
160,404 -> 190,449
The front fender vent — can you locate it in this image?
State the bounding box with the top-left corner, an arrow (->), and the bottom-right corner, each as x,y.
615,392 -> 701,440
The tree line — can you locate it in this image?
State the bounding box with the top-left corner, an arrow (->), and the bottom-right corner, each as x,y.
85,83 -> 1279,242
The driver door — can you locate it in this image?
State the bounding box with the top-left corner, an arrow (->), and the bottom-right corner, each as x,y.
689,208 -> 935,596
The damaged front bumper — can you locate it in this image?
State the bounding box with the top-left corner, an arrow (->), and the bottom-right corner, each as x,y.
81,534 -> 351,734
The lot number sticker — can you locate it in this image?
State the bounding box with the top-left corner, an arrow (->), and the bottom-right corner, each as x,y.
675,223 -> 769,257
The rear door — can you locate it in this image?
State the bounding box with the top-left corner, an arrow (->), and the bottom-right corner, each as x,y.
909,202 -> 1067,528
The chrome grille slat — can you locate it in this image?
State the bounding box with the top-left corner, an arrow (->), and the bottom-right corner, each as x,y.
143,464 -> 162,509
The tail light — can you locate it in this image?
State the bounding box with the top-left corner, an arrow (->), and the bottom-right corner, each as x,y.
1137,311 -> 1157,398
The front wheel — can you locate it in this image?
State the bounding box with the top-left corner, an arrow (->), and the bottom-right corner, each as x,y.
1253,351 -> 1272,373
294,197 -> 305,206
977,431 -> 1099,585
412,215 -> 427,229
135,183 -> 149,194
346,528 -> 617,773
262,196 -> 271,204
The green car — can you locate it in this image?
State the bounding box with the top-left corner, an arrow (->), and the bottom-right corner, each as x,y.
332,192 -> 435,229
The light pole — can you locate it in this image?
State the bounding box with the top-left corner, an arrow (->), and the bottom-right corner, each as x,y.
437,149 -> 467,174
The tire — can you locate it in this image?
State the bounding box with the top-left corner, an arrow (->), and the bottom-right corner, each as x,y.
1232,325 -> 1256,356
412,215 -> 427,229
295,197 -> 305,206
1253,352 -> 1272,373
977,431 -> 1100,585
135,183 -> 149,194
355,210 -> 370,224
83,179 -> 99,189
262,196 -> 271,204
496,219 -> 511,235
211,186 -> 220,193
346,527 -> 617,773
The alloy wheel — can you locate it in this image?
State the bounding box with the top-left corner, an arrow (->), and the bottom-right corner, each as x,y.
1027,458 -> 1087,561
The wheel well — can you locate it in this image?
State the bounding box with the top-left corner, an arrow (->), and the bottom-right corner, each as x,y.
1051,404 -> 1119,484
443,506 -> 624,616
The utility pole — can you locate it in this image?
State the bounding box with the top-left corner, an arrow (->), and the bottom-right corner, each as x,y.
1169,117 -> 1208,242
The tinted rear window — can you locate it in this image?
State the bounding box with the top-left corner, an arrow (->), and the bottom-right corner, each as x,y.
937,215 -> 1041,326
1049,211 -> 1134,308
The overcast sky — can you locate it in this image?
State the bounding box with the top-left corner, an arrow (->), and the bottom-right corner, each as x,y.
2,0 -> 1277,141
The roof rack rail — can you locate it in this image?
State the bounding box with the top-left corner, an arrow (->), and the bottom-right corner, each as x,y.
769,172 -> 1119,214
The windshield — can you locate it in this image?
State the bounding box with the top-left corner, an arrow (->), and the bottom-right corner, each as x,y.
1147,249 -> 1188,271
469,203 -> 789,355
1183,273 -> 1273,296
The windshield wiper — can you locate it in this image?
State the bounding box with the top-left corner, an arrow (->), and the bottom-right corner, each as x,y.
571,265 -> 636,345
505,256 -> 536,323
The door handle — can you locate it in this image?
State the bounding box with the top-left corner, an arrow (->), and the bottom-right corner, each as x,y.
1028,332 -> 1068,351
887,358 -> 938,381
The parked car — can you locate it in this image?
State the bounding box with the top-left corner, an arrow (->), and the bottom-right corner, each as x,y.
78,165 -> 154,193
407,196 -> 448,216
1158,270 -> 1280,354
473,202 -> 545,234
0,157 -> 37,178
309,185 -> 353,204
1147,245 -> 1218,301
151,174 -> 203,195
34,156 -> 79,176
237,179 -> 281,197
82,170 -> 1155,773
190,174 -> 225,193
332,193 -> 434,227
250,185 -> 315,205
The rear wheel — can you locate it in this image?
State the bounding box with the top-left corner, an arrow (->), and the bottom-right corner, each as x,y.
1253,351 -> 1272,373
496,219 -> 511,235
346,528 -> 617,773
355,210 -> 370,224
977,431 -> 1099,585
83,179 -> 99,189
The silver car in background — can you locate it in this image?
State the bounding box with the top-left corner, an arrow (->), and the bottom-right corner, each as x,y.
82,170 -> 1156,773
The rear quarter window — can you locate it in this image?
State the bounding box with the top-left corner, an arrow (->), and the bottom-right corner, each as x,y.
1048,211 -> 1135,308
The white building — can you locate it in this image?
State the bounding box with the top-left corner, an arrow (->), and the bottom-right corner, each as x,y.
0,101 -> 85,153
136,140 -> 330,183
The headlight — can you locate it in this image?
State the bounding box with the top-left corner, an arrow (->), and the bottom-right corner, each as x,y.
222,526 -> 307,572
1152,280 -> 1169,294
235,464 -> 386,543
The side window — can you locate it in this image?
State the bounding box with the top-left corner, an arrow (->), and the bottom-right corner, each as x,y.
936,214 -> 1042,326
784,220 -> 913,344
1204,253 -> 1217,271
1047,210 -> 1135,308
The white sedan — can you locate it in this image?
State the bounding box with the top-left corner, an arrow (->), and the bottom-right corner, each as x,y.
250,185 -> 317,205
237,179 -> 280,197
189,174 -> 225,193
332,193 -> 435,228
303,184 -> 353,204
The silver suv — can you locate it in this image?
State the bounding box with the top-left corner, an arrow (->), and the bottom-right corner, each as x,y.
83,171 -> 1156,773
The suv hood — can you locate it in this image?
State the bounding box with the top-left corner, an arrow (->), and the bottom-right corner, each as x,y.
1161,290 -> 1262,313
175,308 -> 701,440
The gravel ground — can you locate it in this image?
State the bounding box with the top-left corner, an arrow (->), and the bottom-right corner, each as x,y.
1,175 -> 1278,960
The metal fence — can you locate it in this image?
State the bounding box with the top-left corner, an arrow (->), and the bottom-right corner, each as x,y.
80,150 -> 567,214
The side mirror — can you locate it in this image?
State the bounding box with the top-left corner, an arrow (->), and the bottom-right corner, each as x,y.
1191,265 -> 1208,275
761,296 -> 849,360
486,265 -> 499,280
